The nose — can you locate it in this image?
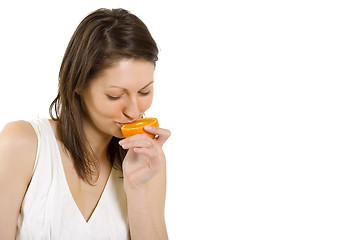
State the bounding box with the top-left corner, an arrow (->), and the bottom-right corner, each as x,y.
123,97 -> 141,121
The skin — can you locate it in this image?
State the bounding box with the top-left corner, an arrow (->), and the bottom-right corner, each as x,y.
0,59 -> 170,239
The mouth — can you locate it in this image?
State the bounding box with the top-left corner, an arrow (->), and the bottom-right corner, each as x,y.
116,120 -> 136,128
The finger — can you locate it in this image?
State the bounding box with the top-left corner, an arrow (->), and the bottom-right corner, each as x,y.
144,125 -> 171,145
119,134 -> 154,149
133,147 -> 162,171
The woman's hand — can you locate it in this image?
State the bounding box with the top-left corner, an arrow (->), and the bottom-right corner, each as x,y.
119,125 -> 171,190
119,125 -> 170,239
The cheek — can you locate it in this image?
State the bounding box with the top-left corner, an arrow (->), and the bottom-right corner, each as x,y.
96,101 -> 124,117
139,96 -> 153,112
85,94 -> 118,118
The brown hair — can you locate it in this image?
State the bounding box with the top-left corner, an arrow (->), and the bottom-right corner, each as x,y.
49,8 -> 158,182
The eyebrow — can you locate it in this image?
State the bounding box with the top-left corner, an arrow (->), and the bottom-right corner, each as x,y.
109,81 -> 154,91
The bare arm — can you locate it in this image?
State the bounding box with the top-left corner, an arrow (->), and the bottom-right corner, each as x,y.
120,125 -> 170,240
125,157 -> 167,239
0,121 -> 37,239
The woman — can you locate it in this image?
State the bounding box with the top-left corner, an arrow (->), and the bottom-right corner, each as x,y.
0,8 -> 170,239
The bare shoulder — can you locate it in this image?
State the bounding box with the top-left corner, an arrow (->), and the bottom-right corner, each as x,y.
0,120 -> 38,238
0,120 -> 38,155
0,120 -> 38,181
0,120 -> 37,140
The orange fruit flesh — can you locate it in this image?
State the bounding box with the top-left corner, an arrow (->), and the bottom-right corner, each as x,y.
121,117 -> 159,138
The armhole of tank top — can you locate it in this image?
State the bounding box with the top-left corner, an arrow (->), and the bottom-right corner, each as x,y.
28,119 -> 41,176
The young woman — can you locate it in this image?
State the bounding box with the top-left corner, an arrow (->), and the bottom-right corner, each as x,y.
0,8 -> 170,239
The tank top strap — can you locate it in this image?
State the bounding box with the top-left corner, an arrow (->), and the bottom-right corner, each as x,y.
28,118 -> 43,175
27,118 -> 60,175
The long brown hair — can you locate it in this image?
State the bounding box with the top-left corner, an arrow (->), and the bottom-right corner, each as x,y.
49,8 -> 158,182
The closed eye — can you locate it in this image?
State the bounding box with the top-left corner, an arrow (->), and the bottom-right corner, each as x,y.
138,91 -> 151,96
106,95 -> 121,100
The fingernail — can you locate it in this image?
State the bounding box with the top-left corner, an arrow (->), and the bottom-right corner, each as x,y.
120,143 -> 128,149
119,140 -> 126,146
144,125 -> 152,131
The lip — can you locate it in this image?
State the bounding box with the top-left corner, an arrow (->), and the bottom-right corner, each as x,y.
116,120 -> 136,128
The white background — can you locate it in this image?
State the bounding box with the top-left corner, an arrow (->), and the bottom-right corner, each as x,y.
1,0 -> 360,239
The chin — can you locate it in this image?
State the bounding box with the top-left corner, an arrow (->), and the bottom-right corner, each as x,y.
112,133 -> 125,139
109,125 -> 125,139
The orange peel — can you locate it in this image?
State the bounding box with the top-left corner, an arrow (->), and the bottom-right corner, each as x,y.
121,117 -> 159,138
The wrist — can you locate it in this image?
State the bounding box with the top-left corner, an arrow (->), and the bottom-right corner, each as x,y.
124,178 -> 148,196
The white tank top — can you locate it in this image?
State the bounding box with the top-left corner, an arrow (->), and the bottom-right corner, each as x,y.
17,118 -> 130,239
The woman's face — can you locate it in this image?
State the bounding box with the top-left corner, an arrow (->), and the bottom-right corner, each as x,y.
82,58 -> 154,139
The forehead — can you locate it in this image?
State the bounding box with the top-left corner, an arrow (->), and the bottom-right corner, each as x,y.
92,59 -> 155,88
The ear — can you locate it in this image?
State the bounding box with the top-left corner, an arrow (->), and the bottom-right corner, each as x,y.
75,90 -> 88,115
75,87 -> 82,96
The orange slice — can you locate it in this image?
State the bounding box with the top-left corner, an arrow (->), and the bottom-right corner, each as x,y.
121,117 -> 159,138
